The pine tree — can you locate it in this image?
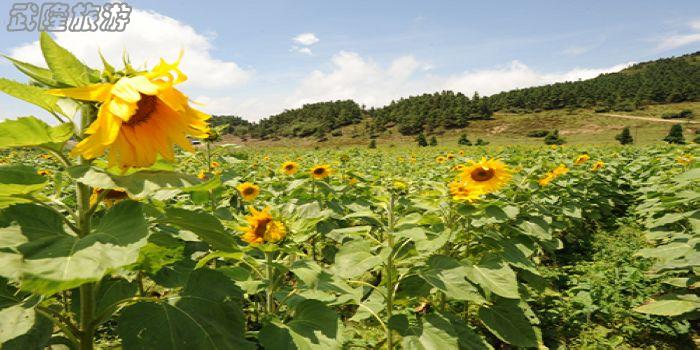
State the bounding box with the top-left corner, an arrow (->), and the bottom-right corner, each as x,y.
475,138 -> 489,146
457,133 -> 472,146
544,130 -> 566,145
416,133 -> 428,147
429,136 -> 438,146
615,127 -> 634,145
663,124 -> 686,144
368,139 -> 377,149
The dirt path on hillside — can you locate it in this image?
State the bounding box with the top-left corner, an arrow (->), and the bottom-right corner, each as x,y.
601,113 -> 700,124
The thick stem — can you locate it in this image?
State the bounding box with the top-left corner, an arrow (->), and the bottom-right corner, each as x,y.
385,194 -> 396,350
79,284 -> 95,350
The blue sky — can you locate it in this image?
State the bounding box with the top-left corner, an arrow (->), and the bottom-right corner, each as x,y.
1,0 -> 700,122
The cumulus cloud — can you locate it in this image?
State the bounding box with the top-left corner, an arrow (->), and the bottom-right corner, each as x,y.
8,9 -> 252,89
655,20 -> 700,52
291,32 -> 319,55
293,33 -> 320,46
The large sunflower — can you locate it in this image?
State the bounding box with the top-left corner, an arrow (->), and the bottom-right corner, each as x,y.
459,157 -> 511,193
574,154 -> 590,165
239,206 -> 286,244
281,161 -> 299,175
48,57 -> 210,169
310,164 -> 331,180
236,182 -> 260,201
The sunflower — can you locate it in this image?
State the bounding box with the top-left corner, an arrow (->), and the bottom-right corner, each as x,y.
90,188 -> 129,207
448,180 -> 483,202
538,173 -> 556,187
48,56 -> 210,169
239,206 -> 286,244
676,154 -> 694,165
452,164 -> 466,172
281,161 -> 299,175
551,164 -> 569,176
591,161 -> 605,172
458,150 -> 465,156
347,177 -> 358,186
237,182 -> 260,201
310,165 -> 331,180
210,161 -> 220,168
36,169 -> 51,176
197,170 -> 207,180
39,153 -> 52,160
459,157 -> 511,193
446,153 -> 455,160
436,156 -> 447,163
574,154 -> 590,165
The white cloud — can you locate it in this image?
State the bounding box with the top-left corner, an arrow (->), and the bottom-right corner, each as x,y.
290,46 -> 313,55
655,19 -> 700,52
293,33 -> 319,46
8,9 -> 252,89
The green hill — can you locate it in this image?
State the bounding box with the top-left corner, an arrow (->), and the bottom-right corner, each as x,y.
216,51 -> 700,140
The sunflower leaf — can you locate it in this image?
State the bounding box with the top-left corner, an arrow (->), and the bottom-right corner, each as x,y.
0,117 -> 73,151
3,55 -> 59,87
0,79 -> 63,115
40,32 -> 91,87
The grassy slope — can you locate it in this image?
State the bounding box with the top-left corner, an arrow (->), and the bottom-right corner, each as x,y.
223,102 -> 700,149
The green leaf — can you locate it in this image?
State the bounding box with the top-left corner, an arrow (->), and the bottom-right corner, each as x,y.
332,240 -> 382,279
0,117 -> 72,151
478,299 -> 538,347
0,79 -> 63,114
3,56 -> 58,87
634,294 -> 700,316
402,313 -> 459,350
162,207 -> 239,252
464,257 -> 519,299
3,201 -> 149,295
40,32 -> 90,86
0,165 -> 48,208
0,279 -> 52,349
117,268 -> 254,350
259,299 -> 343,350
419,255 -> 485,303
68,165 -> 201,199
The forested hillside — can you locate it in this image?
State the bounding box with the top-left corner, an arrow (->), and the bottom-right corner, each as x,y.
221,52 -> 700,139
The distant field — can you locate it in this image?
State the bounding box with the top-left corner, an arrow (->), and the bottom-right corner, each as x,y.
223,102 -> 700,148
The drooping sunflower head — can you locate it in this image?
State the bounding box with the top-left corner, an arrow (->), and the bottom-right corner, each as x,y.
310,165 -> 331,180
448,180 -> 483,202
574,154 -> 590,165
591,161 -> 605,172
236,182 -> 260,201
281,161 -> 299,175
49,56 -> 210,170
460,157 -> 511,194
240,206 -> 286,245
90,188 -> 129,207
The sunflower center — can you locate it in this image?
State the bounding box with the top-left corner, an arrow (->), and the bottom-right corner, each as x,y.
243,187 -> 255,196
314,168 -> 325,175
285,165 -> 294,170
253,218 -> 271,237
470,167 -> 495,182
125,94 -> 158,127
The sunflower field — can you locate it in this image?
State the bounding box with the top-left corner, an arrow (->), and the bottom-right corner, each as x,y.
0,35 -> 698,350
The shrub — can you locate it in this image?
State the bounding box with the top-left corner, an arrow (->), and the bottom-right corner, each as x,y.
429,136 -> 438,146
544,130 -> 566,145
527,130 -> 549,138
416,133 -> 428,147
615,127 -> 634,145
457,133 -> 472,145
663,124 -> 685,144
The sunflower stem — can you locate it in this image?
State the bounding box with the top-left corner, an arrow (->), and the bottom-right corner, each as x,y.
265,251 -> 276,315
385,193 -> 396,350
